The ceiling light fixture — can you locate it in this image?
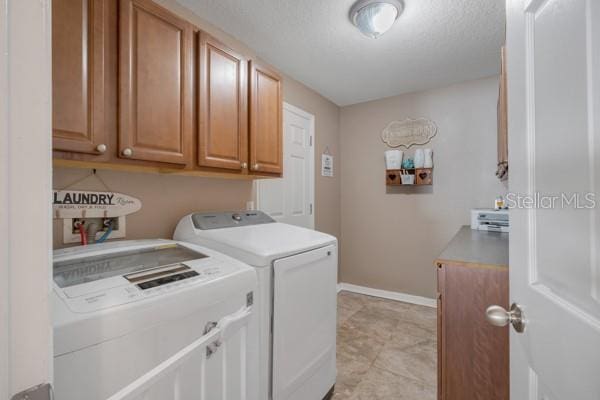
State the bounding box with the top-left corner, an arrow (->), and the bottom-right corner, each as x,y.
349,0 -> 404,39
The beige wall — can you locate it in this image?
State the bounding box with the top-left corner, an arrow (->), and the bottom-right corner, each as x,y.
52,169 -> 253,247
339,76 -> 506,298
52,0 -> 341,248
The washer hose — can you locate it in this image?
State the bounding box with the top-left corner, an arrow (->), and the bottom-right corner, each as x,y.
78,222 -> 88,246
96,221 -> 114,243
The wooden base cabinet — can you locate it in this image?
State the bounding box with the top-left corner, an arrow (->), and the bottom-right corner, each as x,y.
437,262 -> 509,400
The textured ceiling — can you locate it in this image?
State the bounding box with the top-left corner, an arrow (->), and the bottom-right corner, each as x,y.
177,0 -> 506,106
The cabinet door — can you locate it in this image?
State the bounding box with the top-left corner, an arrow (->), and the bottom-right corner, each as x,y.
52,0 -> 108,155
437,264 -> 445,400
198,33 -> 248,171
119,0 -> 193,166
496,46 -> 508,180
438,263 -> 509,400
249,61 -> 283,175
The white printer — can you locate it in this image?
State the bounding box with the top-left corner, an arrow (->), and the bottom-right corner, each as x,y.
471,209 -> 510,233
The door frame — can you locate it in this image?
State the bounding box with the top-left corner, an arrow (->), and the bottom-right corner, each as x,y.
0,0 -> 53,398
255,102 -> 315,229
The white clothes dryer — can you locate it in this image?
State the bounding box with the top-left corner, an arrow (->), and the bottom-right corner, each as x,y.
174,212 -> 338,400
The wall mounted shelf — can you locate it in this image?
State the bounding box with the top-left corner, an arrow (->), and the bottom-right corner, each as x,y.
386,168 -> 433,186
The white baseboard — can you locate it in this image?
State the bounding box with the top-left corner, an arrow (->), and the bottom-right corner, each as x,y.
337,282 -> 437,308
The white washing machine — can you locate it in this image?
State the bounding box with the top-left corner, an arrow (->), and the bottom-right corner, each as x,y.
174,211 -> 338,400
53,239 -> 258,400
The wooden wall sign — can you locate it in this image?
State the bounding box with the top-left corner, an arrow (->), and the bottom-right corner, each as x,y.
53,190 -> 142,218
381,118 -> 437,148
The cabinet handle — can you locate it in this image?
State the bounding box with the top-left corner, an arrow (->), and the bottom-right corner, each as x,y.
253,163 -> 259,170
122,148 -> 133,157
241,162 -> 248,169
96,144 -> 107,154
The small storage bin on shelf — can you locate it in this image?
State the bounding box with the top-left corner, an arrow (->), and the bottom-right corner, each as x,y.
386,168 -> 433,186
401,174 -> 415,185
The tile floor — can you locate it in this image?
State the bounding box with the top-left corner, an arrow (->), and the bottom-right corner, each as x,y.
333,291 -> 437,400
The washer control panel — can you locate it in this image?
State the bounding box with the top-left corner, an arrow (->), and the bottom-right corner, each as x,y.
126,264 -> 200,290
56,260 -> 237,313
192,211 -> 275,230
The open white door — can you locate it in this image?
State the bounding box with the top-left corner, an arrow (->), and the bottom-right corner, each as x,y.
506,0 -> 600,398
256,103 -> 315,229
0,1 -> 53,399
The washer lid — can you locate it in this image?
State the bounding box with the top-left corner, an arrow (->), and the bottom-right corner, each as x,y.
53,240 -> 257,356
179,221 -> 337,266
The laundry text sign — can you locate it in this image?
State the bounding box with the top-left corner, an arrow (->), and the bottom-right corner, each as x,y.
53,190 -> 142,218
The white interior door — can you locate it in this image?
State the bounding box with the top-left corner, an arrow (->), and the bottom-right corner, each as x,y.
0,0 -> 53,398
256,103 -> 315,229
507,0 -> 600,398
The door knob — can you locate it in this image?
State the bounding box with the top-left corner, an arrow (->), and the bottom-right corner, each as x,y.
241,162 -> 248,169
122,148 -> 133,157
253,163 -> 259,170
96,144 -> 107,153
486,303 -> 525,333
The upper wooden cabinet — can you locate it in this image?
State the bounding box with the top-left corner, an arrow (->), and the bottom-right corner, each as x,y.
118,0 -> 193,166
198,33 -> 248,171
52,0 -> 283,177
496,46 -> 508,181
249,61 -> 283,175
52,0 -> 108,155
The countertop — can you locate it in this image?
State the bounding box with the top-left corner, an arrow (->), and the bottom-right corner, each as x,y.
436,226 -> 508,269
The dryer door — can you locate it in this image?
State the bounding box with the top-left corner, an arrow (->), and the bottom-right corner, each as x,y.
272,244 -> 337,400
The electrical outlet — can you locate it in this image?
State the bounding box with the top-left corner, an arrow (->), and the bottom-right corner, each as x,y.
63,216 -> 126,244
